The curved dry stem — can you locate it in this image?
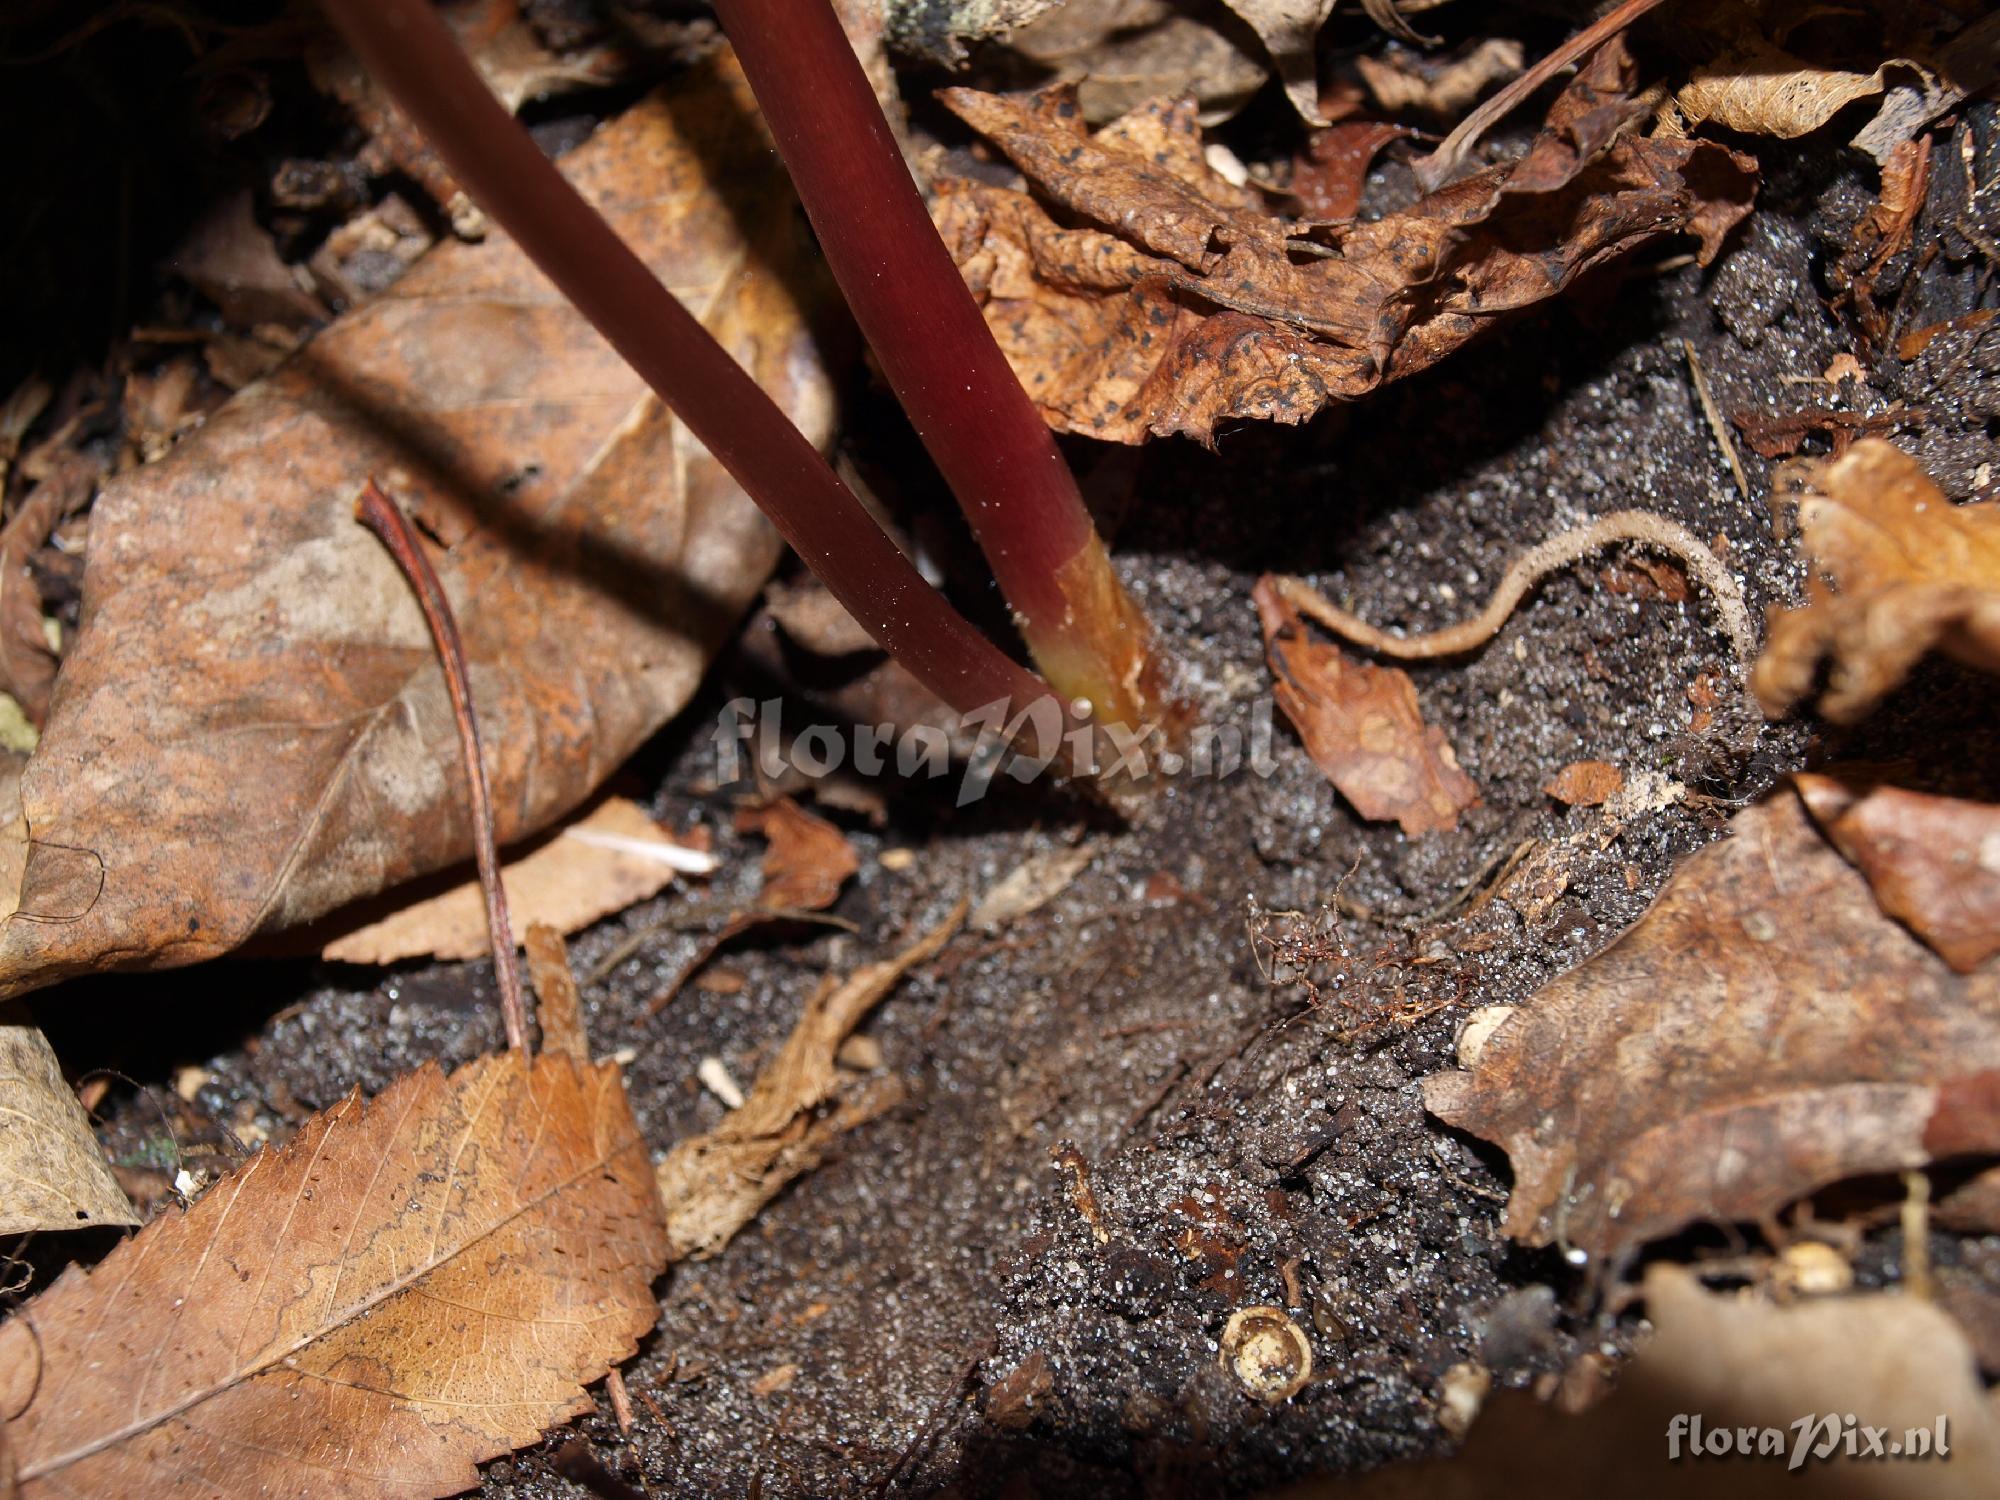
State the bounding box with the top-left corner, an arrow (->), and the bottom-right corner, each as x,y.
1273,510 -> 1758,675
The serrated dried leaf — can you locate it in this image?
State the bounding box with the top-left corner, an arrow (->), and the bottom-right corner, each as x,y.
656,903 -> 963,1260
0,1044 -> 667,1498
1423,788 -> 2000,1263
1754,440 -> 2000,724
0,53 -> 830,999
0,1015 -> 138,1237
936,42 -> 1755,444
1796,773 -> 2000,974
1254,576 -> 1477,837
321,797 -> 709,965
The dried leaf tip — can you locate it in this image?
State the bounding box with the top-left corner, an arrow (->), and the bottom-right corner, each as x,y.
355,478 -> 527,1053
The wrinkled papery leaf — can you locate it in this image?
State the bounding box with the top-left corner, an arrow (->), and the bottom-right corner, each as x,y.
1254,576 -> 1478,837
0,1045 -> 667,1498
656,903 -> 963,1259
1796,773 -> 2000,974
1755,440 -> 2000,724
321,797 -> 710,965
1424,787 -> 2000,1263
0,1015 -> 138,1237
0,54 -> 831,998
934,40 -> 1756,444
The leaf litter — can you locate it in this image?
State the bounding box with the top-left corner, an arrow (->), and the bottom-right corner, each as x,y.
934,37 -> 1756,444
0,50 -> 830,1002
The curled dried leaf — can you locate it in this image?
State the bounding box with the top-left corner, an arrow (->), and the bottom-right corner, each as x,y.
1754,440 -> 2000,723
936,44 -> 1755,444
1254,576 -> 1478,837
739,796 -> 859,914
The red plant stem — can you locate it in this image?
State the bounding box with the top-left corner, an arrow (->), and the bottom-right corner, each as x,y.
317,0 -> 1054,730
356,478 -> 528,1054
710,0 -> 1170,727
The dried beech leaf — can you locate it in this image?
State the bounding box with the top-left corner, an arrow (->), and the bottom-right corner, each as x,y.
0,1016 -> 139,1236
1254,576 -> 1478,837
0,1045 -> 667,1498
1321,1267 -> 2000,1498
936,44 -> 1755,443
1220,0 -> 1335,123
738,797 -> 859,914
321,797 -> 709,965
0,53 -> 830,999
1796,773 -> 2000,974
1423,788 -> 2000,1263
1754,440 -> 2000,723
656,903 -> 963,1259
1543,759 -> 1623,808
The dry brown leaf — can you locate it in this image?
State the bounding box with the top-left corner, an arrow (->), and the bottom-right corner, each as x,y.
1424,786 -> 2000,1264
1754,440 -> 2000,724
0,53 -> 828,1000
935,42 -> 1755,444
1670,35 -> 1907,140
1221,0 -> 1335,123
971,843 -> 1098,932
1284,1266 -> 2000,1499
0,1014 -> 139,1237
321,797 -> 710,965
738,797 -> 860,914
1006,0 -> 1268,125
1796,773 -> 2000,974
0,455 -> 95,729
656,903 -> 963,1259
1254,576 -> 1478,837
1543,759 -> 1624,808
0,1042 -> 666,1498
1290,121 -> 1418,221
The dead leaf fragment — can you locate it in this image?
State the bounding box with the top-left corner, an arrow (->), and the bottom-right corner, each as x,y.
322,797 -> 707,965
1254,576 -> 1478,837
0,455 -> 96,728
936,44 -> 1755,443
1754,440 -> 2000,723
0,1043 -> 667,1498
1297,1266 -> 2000,1498
1424,787 -> 2000,1263
1354,36 -> 1523,121
655,904 -> 962,1260
739,797 -> 859,914
0,54 -> 828,999
1795,773 -> 2000,973
1221,0 -> 1335,123
1006,0 -> 1268,124
1543,760 -> 1623,808
972,843 -> 1098,933
0,1014 -> 139,1237
1670,36 -> 1904,140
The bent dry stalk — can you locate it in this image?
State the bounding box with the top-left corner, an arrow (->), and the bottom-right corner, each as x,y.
700,0 -> 1176,731
356,478 -> 529,1053
317,0 -> 1069,764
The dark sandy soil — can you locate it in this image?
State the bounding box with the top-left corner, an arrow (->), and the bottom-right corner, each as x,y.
12,5 -> 2000,1497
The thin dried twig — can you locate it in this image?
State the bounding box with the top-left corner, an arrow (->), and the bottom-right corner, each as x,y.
1273,510 -> 1758,675
1683,339 -> 1750,501
1412,0 -> 1672,191
356,477 -> 528,1052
